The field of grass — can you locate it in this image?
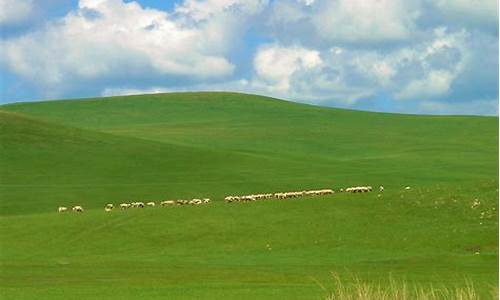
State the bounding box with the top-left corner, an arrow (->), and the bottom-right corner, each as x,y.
0,92 -> 498,299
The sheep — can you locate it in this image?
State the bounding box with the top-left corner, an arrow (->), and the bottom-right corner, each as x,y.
72,206 -> 84,212
131,202 -> 145,208
160,200 -> 175,206
146,202 -> 155,207
105,204 -> 113,211
120,203 -> 131,209
379,186 -> 384,192
58,206 -> 68,213
322,189 -> 334,195
225,196 -> 240,203
202,198 -> 211,204
405,186 -> 411,190
189,199 -> 203,205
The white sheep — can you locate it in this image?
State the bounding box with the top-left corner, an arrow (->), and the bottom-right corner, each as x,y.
72,206 -> 84,212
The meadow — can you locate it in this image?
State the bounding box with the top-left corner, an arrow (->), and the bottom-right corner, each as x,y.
0,92 -> 498,299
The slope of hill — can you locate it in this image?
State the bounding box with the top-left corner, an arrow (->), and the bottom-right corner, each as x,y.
0,92 -> 498,299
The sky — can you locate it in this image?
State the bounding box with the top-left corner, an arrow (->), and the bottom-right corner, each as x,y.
0,0 -> 498,115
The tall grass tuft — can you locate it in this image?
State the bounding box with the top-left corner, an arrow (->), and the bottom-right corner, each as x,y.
321,273 -> 494,300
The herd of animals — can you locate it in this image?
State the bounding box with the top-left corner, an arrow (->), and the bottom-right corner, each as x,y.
57,185 -> 391,213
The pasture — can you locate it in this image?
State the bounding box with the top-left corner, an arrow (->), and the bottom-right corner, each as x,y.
0,92 -> 498,299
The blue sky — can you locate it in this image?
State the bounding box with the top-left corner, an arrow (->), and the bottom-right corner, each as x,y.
0,0 -> 498,115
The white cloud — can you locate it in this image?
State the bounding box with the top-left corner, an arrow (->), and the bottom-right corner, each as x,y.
254,45 -> 322,92
1,0 -> 267,96
395,70 -> 454,100
347,28 -> 469,101
313,0 -> 421,42
245,27 -> 471,105
267,0 -> 422,45
0,0 -> 33,25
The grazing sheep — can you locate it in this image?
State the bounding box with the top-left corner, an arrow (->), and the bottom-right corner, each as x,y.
405,186 -> 411,190
72,206 -> 84,212
225,196 -> 240,203
58,206 -> 68,213
471,199 -> 481,209
105,204 -> 114,211
160,200 -> 175,206
131,202 -> 145,208
343,186 -> 373,193
189,199 -> 203,205
202,198 -> 211,204
379,186 -> 384,192
120,203 -> 131,209
146,202 -> 155,207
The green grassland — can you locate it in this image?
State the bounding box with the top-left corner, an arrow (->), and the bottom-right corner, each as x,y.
0,92 -> 498,299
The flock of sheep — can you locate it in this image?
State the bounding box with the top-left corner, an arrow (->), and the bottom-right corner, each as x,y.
58,198 -> 212,213
224,188 -> 335,203
57,185 -> 384,213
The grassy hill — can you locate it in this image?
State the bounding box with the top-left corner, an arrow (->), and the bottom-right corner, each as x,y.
0,92 -> 498,299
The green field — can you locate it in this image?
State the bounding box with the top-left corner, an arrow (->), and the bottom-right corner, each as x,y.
0,92 -> 498,299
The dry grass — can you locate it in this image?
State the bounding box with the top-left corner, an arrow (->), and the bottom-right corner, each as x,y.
318,273 -> 498,300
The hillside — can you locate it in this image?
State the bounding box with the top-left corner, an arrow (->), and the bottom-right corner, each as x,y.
0,92 -> 498,299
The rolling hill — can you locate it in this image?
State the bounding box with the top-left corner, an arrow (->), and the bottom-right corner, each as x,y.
0,92 -> 498,299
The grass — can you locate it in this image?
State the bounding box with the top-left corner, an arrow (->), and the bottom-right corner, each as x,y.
321,273 -> 495,300
0,92 -> 498,299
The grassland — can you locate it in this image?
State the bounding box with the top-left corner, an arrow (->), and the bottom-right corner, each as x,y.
0,92 -> 498,299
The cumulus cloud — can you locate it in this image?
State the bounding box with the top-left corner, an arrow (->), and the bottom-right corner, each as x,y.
313,0 -> 421,43
253,45 -> 322,92
1,0 -> 267,97
244,27 -> 475,106
0,0 -> 33,25
395,70 -> 454,100
266,0 -> 422,46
